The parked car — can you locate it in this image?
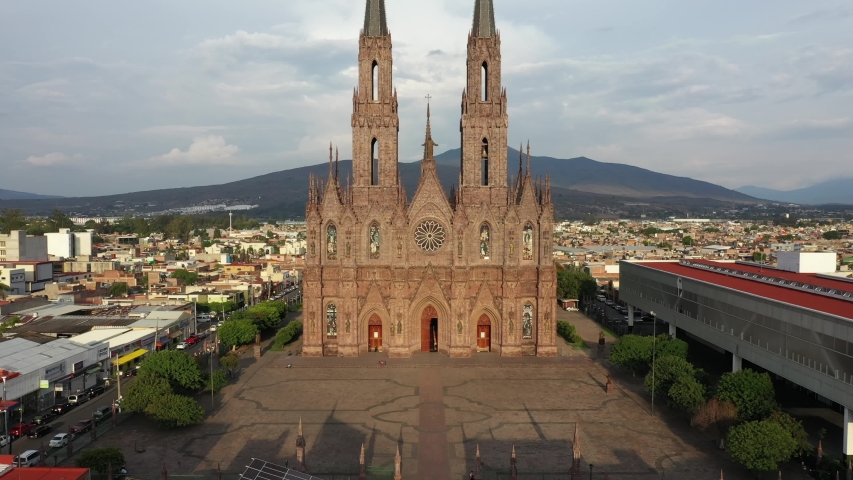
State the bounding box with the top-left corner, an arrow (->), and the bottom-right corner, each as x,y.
93,406 -> 112,423
14,450 -> 41,467
10,422 -> 33,438
209,324 -> 218,332
70,419 -> 93,435
175,342 -> 188,350
48,433 -> 69,448
27,425 -> 52,439
186,334 -> 200,345
0,435 -> 10,447
67,394 -> 89,405
31,412 -> 55,425
85,385 -> 105,398
123,368 -> 137,378
51,401 -> 74,415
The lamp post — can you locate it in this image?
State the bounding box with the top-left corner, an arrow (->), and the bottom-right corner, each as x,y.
589,464 -> 594,479
2,375 -> 9,455
650,311 -> 657,416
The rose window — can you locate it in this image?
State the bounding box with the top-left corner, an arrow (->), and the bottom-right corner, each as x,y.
415,220 -> 446,251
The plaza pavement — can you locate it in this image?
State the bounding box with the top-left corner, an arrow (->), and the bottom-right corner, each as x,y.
78,311 -> 750,480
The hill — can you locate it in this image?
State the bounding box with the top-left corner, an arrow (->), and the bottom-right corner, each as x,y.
0,189 -> 62,200
2,149 -> 757,219
736,178 -> 853,205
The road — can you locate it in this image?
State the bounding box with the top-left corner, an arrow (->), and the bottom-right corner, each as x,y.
4,382 -> 123,457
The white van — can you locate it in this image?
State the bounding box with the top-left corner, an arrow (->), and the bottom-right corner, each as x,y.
15,449 -> 40,467
67,394 -> 89,405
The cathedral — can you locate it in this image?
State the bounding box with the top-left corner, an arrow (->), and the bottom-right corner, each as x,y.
302,0 -> 556,357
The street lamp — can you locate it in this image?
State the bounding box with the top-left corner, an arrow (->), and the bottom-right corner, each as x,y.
589,464 -> 594,479
1,375 -> 9,455
650,311 -> 657,416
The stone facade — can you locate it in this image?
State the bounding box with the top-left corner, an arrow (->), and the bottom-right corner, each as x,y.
302,0 -> 556,358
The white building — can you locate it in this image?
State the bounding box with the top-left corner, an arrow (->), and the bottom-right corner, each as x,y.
0,230 -> 47,262
0,267 -> 25,295
45,228 -> 93,259
0,337 -> 107,413
776,251 -> 837,274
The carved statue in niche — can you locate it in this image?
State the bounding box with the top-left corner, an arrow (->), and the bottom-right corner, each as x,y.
457,319 -> 463,335
397,320 -> 402,334
309,312 -> 316,334
508,319 -> 514,334
310,242 -> 315,256
457,240 -> 463,257
509,242 -> 514,256
345,317 -> 351,334
396,236 -> 402,257
346,241 -> 351,257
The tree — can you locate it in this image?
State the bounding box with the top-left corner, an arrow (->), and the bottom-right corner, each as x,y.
122,372 -> 173,413
752,252 -> 767,262
0,283 -> 9,300
218,318 -> 259,348
205,371 -> 228,393
75,447 -> 126,473
0,208 -> 27,233
165,216 -> 193,242
609,335 -> 654,376
692,398 -> 739,444
727,420 -> 797,473
108,282 -> 128,297
273,320 -> 303,348
657,242 -> 673,249
766,411 -> 811,456
213,228 -> 222,239
644,355 -> 696,400
245,302 -> 286,330
667,374 -> 705,413
556,267 -> 597,301
170,269 -> 198,286
145,393 -> 205,428
655,336 -> 688,360
266,230 -> 274,239
138,350 -> 203,391
823,230 -> 842,240
47,209 -> 74,232
681,236 -> 695,246
219,354 -> 240,373
717,369 -> 778,421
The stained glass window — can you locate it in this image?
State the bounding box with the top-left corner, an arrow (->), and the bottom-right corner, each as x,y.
369,223 -> 380,259
479,224 -> 490,259
522,224 -> 534,260
522,303 -> 533,339
327,224 -> 338,260
326,303 -> 337,338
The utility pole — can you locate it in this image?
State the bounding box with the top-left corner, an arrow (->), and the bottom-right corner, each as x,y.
2,375 -> 9,455
650,311 -> 657,416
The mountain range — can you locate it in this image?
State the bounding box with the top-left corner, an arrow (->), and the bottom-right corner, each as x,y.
0,189 -> 62,200
736,178 -> 853,205
1,148 -> 759,219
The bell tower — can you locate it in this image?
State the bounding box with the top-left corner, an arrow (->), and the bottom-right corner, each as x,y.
460,0 -> 508,205
352,0 -> 400,207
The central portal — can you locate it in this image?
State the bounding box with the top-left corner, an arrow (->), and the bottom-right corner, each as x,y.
420,305 -> 439,352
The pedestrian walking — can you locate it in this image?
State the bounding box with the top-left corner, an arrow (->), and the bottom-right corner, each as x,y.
469,470 -> 475,479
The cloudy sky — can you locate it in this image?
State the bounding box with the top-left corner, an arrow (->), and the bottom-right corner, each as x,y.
1,0 -> 851,197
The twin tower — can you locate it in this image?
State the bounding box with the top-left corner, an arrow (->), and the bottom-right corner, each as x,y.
303,0 -> 557,357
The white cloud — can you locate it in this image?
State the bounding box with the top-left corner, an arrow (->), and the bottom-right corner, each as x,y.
25,152 -> 83,166
152,136 -> 239,165
141,125 -> 227,136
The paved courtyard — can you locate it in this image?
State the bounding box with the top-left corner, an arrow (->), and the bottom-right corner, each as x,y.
86,316 -> 749,480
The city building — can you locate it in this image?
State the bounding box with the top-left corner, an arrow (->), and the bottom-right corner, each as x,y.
0,230 -> 47,262
302,0 -> 556,357
619,257 -> 853,454
45,228 -> 93,259
0,267 -> 25,295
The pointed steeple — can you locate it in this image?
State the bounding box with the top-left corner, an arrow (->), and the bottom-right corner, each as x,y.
472,0 -> 497,37
394,445 -> 402,480
358,444 -> 367,480
363,0 -> 389,37
335,147 -> 340,182
422,103 -> 438,163
526,140 -> 531,176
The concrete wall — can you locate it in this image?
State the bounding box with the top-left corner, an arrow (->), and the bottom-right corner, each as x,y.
621,261 -> 853,410
0,230 -> 47,261
777,251 -> 837,273
46,229 -> 75,258
0,268 -> 26,295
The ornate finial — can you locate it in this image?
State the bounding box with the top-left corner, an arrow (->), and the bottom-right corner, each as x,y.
335,147 -> 339,181
298,417 -> 303,437
422,103 -> 438,162
394,445 -> 402,480
360,443 -> 365,464
511,444 -> 516,459
519,142 -> 523,175
526,140 -> 531,175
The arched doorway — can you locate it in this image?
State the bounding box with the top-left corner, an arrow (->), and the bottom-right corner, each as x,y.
476,314 -> 491,352
368,314 -> 382,352
421,306 -> 439,352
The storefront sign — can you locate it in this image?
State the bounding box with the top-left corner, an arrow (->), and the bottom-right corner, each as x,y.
44,362 -> 66,381
97,346 -> 109,359
73,361 -> 84,373
54,385 -> 63,392
39,380 -> 49,389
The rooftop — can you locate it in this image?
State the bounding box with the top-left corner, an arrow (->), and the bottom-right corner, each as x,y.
633,260 -> 853,322
0,338 -> 93,375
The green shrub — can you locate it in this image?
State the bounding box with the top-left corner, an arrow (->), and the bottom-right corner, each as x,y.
717,369 -> 778,421
273,320 -> 303,349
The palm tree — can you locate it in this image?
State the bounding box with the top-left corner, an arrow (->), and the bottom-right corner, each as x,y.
0,282 -> 10,300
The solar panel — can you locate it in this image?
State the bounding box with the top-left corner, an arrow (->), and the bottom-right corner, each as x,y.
240,459 -> 326,480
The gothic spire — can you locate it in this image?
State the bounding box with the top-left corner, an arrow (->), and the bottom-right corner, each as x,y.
422,103 -> 438,163
472,0 -> 497,38
526,140 -> 531,176
335,147 -> 339,182
363,0 -> 389,37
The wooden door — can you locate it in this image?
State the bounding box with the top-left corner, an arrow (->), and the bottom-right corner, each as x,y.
368,314 -> 382,351
421,306 -> 437,352
477,314 -> 491,351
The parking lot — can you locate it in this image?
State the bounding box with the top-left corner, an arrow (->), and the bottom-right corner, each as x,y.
591,297 -> 663,337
